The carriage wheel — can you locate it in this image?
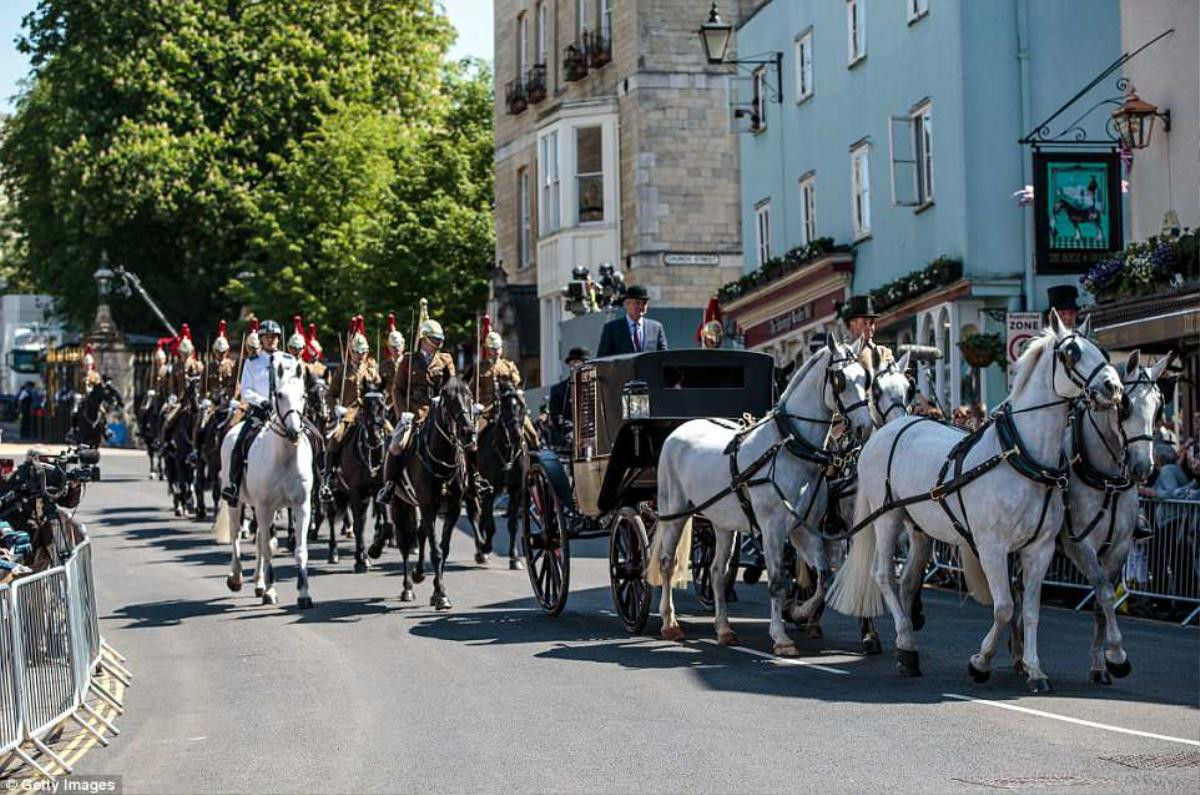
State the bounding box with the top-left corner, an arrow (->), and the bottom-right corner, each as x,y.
522,465 -> 570,615
690,523 -> 740,612
608,507 -> 651,633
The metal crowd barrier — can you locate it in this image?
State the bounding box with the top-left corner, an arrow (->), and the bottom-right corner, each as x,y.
912,496 -> 1200,626
0,536 -> 130,781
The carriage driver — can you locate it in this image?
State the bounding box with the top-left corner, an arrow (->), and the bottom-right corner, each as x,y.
324,317 -> 386,475
222,319 -> 284,506
844,294 -> 894,373
161,324 -> 206,440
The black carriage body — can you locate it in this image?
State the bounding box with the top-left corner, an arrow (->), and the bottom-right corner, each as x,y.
568,349 -> 774,516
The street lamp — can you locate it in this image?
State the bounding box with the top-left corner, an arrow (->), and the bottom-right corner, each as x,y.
93,251 -> 114,298
696,2 -> 782,103
699,2 -> 733,64
1111,86 -> 1170,150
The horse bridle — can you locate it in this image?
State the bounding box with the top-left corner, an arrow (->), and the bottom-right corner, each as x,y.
266,356 -> 304,439
354,392 -> 387,475
1053,333 -> 1111,403
493,388 -> 527,471
870,360 -> 913,425
423,392 -> 474,474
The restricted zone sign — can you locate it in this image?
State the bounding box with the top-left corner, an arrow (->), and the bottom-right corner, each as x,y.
1006,312 -> 1043,388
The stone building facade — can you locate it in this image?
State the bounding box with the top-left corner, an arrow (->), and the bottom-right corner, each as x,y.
492,0 -> 763,386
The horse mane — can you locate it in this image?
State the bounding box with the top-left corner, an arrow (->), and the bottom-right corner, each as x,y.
1008,328 -> 1056,396
779,347 -> 829,405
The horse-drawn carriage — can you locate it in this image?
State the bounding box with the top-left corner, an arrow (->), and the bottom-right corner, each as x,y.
521,349 -> 776,631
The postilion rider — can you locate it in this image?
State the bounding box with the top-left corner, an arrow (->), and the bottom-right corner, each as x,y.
324,316 -> 387,484
222,319 -> 287,506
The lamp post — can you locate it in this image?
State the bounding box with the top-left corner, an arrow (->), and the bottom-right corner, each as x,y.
697,2 -> 782,103
1110,85 -> 1171,151
90,251 -> 118,338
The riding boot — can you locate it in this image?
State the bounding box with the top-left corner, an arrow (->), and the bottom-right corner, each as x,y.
221,419 -> 254,505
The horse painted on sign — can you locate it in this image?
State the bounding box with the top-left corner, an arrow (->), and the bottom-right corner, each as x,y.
654,335 -> 875,656
70,378 -> 123,449
830,311 -> 1122,692
1052,194 -> 1104,243
466,382 -> 530,570
216,353 -> 316,609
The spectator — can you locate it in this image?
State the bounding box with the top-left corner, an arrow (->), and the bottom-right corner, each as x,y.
951,405 -> 972,429
1154,414 -> 1181,468
912,393 -> 943,421
1154,439 -> 1199,501
16,381 -> 35,440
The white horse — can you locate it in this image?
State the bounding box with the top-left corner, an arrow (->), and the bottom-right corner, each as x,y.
830,311 -> 1122,692
215,353 -> 315,609
1012,349 -> 1170,684
655,335 -> 875,656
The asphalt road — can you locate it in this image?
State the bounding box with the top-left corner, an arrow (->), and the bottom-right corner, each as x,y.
59,451 -> 1200,793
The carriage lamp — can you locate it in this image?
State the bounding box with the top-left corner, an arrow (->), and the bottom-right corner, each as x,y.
1111,86 -> 1170,151
622,380 -> 650,420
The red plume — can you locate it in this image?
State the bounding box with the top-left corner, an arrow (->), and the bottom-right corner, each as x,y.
292,315 -> 303,337
387,312 -> 396,333
480,314 -> 492,346
248,318 -> 259,334
357,315 -> 366,336
218,319 -> 227,338
181,323 -> 192,341
306,323 -> 322,362
697,297 -> 723,341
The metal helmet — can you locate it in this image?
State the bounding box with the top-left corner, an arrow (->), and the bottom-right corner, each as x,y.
287,315 -> 306,352
177,337 -> 194,356
701,320 -> 724,348
348,315 -> 370,356
154,344 -> 167,363
259,319 -> 282,338
419,318 -> 444,343
484,331 -> 503,352
387,329 -> 405,351
213,319 -> 230,354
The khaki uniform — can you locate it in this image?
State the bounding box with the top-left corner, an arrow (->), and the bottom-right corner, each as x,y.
328,355 -> 385,448
154,363 -> 173,399
471,357 -> 521,418
379,357 -> 400,411
84,370 -> 102,389
210,357 -> 237,398
392,351 -> 455,423
169,357 -> 206,396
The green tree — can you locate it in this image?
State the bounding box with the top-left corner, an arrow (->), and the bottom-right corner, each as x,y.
0,0 -> 492,349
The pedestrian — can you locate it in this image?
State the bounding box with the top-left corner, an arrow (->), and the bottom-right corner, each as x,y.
596,284 -> 667,356
16,380 -> 35,440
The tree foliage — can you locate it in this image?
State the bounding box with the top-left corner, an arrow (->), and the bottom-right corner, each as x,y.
1,0 -> 493,349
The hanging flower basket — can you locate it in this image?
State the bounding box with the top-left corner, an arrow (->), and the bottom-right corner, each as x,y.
958,333 -> 1004,369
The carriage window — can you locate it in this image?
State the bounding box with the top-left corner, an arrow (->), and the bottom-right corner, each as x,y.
660,365 -> 746,390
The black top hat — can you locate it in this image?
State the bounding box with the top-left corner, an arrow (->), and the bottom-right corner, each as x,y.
844,294 -> 878,319
564,346 -> 591,364
1047,285 -> 1079,312
622,284 -> 649,301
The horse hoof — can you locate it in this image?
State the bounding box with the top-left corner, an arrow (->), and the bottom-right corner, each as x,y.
367,542 -> 384,560
254,586 -> 264,597
1089,670 -> 1113,686
474,552 -> 488,565
1028,677 -> 1052,694
262,593 -> 278,606
717,630 -> 739,647
509,558 -> 524,571
660,625 -> 686,642
968,660 -> 991,683
431,594 -> 452,610
354,560 -> 368,574
226,576 -> 242,593
174,507 -> 183,517
297,596 -> 314,610
896,649 -> 922,677
773,643 -> 800,658
1105,656 -> 1132,679
400,589 -> 415,602
412,570 -> 426,584
862,636 -> 882,656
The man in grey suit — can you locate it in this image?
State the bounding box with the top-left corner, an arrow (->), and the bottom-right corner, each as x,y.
597,284 -> 668,356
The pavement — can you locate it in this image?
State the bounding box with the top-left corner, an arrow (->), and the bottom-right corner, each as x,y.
40,451 -> 1200,793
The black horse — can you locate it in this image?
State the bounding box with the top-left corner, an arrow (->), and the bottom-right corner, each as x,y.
376,378 -> 476,608
193,386 -> 236,523
137,390 -> 165,479
162,376 -> 201,517
327,387 -> 389,570
466,382 -> 530,570
70,378 -> 123,449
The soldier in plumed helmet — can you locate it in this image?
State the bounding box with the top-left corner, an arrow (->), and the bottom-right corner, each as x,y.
465,317 -> 538,446
379,312 -> 405,419
209,320 -> 238,399
161,324 -> 205,440
325,315 -> 385,463
698,296 -> 724,350
390,298 -> 455,451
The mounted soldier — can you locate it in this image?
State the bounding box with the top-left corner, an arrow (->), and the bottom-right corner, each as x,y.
698,297 -> 725,350
221,318 -> 284,505
287,315 -> 329,392
390,298 -> 455,453
303,322 -> 327,380
209,320 -> 238,401
324,315 -> 386,485
378,312 -> 405,419
465,316 -> 537,446
161,324 -> 205,441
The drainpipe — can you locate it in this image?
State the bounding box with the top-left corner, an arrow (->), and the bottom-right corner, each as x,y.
1016,0 -> 1034,311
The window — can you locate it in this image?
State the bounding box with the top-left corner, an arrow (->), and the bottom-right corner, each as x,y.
908,0 -> 929,23
755,201 -> 772,265
539,131 -> 560,235
518,13 -> 529,76
536,2 -> 548,64
798,174 -> 817,245
851,144 -> 871,238
751,66 -> 767,132
889,101 -> 934,206
518,167 -> 532,268
600,0 -> 612,41
578,0 -> 590,36
847,0 -> 865,64
575,126 -> 604,223
795,30 -> 814,102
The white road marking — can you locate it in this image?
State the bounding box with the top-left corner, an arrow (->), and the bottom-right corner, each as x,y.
944,693 -> 1200,747
703,640 -> 851,675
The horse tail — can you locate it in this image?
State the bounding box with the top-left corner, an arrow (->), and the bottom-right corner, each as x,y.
647,444 -> 692,589
828,485 -> 884,617
213,502 -> 233,544
958,544 -> 993,606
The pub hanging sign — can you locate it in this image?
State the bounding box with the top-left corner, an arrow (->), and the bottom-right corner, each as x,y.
1033,150 -> 1123,275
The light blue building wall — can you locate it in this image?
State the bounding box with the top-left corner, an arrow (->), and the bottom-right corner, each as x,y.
733,0 -> 1121,408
